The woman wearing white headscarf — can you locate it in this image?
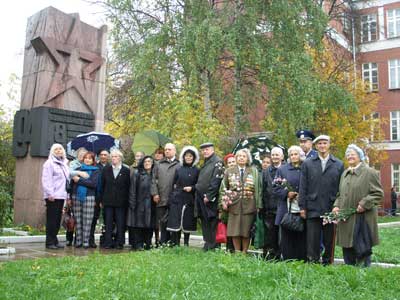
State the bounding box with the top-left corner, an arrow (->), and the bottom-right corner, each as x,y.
273,145 -> 307,261
332,144 -> 383,266
42,143 -> 70,249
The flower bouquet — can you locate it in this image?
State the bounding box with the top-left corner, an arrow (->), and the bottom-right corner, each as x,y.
273,176 -> 294,192
221,189 -> 238,211
321,208 -> 357,225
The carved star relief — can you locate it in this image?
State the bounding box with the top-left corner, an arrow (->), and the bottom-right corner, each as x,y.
31,14 -> 104,114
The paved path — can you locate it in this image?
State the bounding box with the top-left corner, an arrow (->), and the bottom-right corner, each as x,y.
0,235 -> 205,262
1,222 -> 400,268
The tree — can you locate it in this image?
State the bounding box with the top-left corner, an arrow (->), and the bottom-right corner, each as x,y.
99,0 -> 380,160
0,73 -> 19,226
101,1 -> 339,142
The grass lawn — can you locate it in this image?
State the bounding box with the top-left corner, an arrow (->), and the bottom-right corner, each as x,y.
1,248 -> 400,300
377,215 -> 400,223
334,227 -> 400,264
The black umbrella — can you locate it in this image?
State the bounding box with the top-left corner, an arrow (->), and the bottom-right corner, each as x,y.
232,134 -> 285,169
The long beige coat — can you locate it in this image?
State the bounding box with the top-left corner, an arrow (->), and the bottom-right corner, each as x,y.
333,163 -> 383,248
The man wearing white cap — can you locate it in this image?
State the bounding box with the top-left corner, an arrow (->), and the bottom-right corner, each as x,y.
299,135 -> 344,264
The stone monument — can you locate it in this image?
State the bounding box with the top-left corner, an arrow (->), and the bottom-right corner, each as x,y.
12,7 -> 107,227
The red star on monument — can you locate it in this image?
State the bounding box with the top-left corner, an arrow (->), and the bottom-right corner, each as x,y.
31,14 -> 104,114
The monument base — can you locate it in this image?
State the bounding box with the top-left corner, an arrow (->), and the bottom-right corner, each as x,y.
14,156 -> 47,228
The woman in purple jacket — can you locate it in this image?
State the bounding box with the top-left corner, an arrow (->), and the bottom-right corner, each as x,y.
42,143 -> 70,249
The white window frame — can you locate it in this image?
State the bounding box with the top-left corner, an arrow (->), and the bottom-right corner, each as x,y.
389,59 -> 400,89
391,111 -> 400,141
362,62 -> 378,92
392,164 -> 400,193
361,14 -> 377,42
387,8 -> 400,38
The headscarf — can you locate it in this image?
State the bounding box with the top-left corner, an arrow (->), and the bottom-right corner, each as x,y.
345,144 -> 365,161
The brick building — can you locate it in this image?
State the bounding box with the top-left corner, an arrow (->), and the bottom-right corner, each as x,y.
353,0 -> 400,209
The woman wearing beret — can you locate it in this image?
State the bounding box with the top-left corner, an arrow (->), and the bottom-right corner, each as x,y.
332,144 -> 383,267
127,155 -> 156,250
220,149 -> 262,253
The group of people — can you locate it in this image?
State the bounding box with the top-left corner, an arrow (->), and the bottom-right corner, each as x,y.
41,129 -> 384,267
258,130 -> 383,266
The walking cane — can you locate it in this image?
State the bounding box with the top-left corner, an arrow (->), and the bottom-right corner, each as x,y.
330,223 -> 337,264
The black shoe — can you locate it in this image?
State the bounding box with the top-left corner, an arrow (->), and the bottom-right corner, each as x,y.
66,241 -> 73,247
83,245 -> 89,249
89,242 -> 97,248
75,244 -> 83,248
56,243 -> 65,249
46,245 -> 58,250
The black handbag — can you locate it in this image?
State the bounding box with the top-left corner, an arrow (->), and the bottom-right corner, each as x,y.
353,213 -> 372,259
280,202 -> 304,232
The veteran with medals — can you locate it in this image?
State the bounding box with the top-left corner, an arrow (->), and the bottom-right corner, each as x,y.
220,149 -> 262,253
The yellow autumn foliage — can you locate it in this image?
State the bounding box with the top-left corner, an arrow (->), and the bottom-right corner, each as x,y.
310,39 -> 386,164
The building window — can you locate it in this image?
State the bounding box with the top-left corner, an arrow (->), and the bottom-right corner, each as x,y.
391,111 -> 400,140
341,13 -> 351,35
392,164 -> 400,192
389,59 -> 400,89
361,14 -> 377,42
387,8 -> 400,38
362,63 -> 378,91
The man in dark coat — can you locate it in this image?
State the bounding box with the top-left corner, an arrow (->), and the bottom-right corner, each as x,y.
262,146 -> 284,260
88,149 -> 110,248
299,135 -> 344,264
195,142 -> 224,251
99,149 -> 130,249
296,129 -> 317,159
151,143 -> 180,245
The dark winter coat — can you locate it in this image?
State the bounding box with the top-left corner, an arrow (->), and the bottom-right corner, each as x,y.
167,165 -> 199,232
262,165 -> 281,214
195,153 -> 224,219
273,163 -> 302,225
299,154 -> 344,218
99,165 -> 131,208
306,149 -> 317,159
151,158 -> 180,207
127,170 -> 156,229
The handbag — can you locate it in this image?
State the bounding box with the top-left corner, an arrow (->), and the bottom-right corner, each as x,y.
280,201 -> 304,232
353,213 -> 372,259
215,221 -> 227,244
62,207 -> 76,232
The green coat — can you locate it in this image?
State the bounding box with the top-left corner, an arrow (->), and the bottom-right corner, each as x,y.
333,163 -> 383,248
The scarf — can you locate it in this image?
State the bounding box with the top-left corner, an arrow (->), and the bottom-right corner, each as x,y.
76,164 -> 98,202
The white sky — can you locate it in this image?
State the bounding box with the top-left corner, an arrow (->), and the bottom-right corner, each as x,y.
0,0 -> 107,112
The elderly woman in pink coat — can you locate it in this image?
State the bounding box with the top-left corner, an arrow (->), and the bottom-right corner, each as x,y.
42,143 -> 70,249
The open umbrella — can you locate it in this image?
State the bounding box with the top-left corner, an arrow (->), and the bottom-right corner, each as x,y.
67,132 -> 120,158
131,130 -> 172,155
